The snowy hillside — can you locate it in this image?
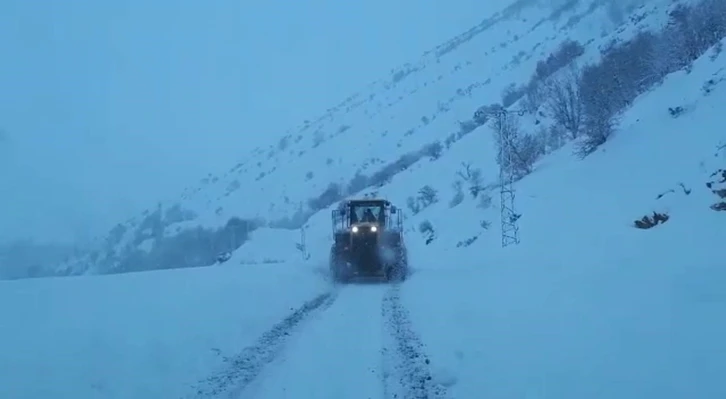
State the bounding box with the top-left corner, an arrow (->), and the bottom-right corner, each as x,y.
2,45 -> 725,396
1,0 -> 725,397
50,0 -> 721,276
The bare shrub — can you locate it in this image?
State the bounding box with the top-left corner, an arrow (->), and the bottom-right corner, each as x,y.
418,221 -> 436,245
406,196 -> 420,214
576,113 -> 616,157
417,185 -> 439,208
544,67 -> 582,139
633,212 -> 670,229
517,133 -> 546,165
456,162 -> 484,198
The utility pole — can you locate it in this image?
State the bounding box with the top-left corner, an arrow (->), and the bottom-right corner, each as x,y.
475,105 -> 524,247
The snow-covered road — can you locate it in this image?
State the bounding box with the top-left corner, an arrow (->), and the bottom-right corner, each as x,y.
3,223 -> 725,399
189,282 -> 448,399
241,286 -> 385,399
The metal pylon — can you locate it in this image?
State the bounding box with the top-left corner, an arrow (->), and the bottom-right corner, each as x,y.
492,107 -> 523,247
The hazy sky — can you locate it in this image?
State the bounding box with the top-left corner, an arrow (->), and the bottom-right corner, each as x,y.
0,0 -> 508,244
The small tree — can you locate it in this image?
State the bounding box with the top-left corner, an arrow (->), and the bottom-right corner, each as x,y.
417,185 -> 439,208
577,61 -> 619,156
544,67 -> 583,139
468,168 -> 484,198
456,162 -> 484,198
577,112 -> 616,157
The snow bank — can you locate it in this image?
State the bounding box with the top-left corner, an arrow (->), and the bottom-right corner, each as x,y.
0,262 -> 330,398
402,212 -> 726,397
232,227 -> 306,265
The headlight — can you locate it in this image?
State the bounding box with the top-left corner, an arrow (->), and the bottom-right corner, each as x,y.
370,226 -> 377,232
352,226 -> 359,233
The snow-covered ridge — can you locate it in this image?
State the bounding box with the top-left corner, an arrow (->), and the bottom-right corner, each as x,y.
31,0 -> 726,277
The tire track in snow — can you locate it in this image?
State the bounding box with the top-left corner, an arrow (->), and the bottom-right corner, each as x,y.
236,285 -> 388,399
186,290 -> 339,398
381,284 -> 448,399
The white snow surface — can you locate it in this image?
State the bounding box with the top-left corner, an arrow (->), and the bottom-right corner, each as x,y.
0,262 -> 329,398
2,1 -> 726,398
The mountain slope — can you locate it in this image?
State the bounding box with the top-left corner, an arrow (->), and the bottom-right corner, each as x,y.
1,0 -> 724,397
21,0 -> 630,274
49,0 -> 722,277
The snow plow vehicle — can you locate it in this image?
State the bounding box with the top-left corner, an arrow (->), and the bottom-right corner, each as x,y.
329,198 -> 408,283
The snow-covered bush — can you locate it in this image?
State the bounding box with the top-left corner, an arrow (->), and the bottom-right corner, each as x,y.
707,168 -> 726,211
633,212 -> 670,229
406,196 -> 420,214
449,181 -> 465,208
417,185 -> 439,208
418,220 -> 436,245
